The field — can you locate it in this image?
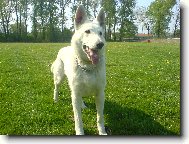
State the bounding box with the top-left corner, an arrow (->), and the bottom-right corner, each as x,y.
0,40 -> 180,135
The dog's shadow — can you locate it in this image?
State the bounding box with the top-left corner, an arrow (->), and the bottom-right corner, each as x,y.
103,100 -> 178,135
59,89 -> 178,135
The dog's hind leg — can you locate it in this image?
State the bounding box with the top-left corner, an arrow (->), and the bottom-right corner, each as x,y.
51,59 -> 64,102
95,91 -> 107,135
53,80 -> 60,102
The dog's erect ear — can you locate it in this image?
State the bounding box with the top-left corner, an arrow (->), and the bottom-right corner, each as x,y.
74,5 -> 89,30
96,8 -> 105,28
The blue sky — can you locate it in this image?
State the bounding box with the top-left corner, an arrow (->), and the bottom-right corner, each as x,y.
136,0 -> 155,7
135,0 -> 155,33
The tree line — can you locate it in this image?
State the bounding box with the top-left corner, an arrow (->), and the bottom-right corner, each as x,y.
0,0 -> 180,42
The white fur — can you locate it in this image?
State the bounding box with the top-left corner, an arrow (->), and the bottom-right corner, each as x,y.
51,5 -> 107,135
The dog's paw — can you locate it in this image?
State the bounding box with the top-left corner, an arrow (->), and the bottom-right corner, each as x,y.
76,132 -> 84,135
99,132 -> 107,135
53,99 -> 58,103
98,128 -> 107,135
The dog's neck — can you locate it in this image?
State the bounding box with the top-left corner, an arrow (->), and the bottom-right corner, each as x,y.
75,58 -> 97,72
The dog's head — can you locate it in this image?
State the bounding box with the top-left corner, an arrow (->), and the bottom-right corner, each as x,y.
71,5 -> 105,65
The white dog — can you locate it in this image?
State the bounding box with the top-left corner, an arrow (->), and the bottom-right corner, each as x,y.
51,5 -> 107,135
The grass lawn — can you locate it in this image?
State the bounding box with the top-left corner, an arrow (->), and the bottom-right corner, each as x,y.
0,40 -> 180,135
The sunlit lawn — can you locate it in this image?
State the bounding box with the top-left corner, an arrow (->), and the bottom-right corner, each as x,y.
0,40 -> 180,135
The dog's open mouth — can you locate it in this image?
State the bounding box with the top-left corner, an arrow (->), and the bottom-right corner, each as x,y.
83,45 -> 99,65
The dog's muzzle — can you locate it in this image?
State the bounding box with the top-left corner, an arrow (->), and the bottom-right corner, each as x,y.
83,42 -> 104,65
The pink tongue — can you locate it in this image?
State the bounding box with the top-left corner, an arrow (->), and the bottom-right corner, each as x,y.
89,50 -> 99,65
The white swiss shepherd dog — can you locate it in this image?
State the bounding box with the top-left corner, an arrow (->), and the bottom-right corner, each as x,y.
51,5 -> 107,135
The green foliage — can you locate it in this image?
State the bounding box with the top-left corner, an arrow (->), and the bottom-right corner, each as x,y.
0,0 -> 179,42
0,41 -> 180,135
173,29 -> 180,38
147,0 -> 176,38
118,0 -> 137,40
102,0 -> 117,40
119,19 -> 138,39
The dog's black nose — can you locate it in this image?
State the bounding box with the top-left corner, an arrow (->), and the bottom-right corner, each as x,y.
96,42 -> 104,49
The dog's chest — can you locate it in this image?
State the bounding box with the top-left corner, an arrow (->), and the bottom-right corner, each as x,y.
73,68 -> 105,96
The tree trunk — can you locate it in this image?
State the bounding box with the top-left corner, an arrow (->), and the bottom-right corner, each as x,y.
15,0 -> 19,41
173,13 -> 179,38
32,3 -> 38,42
19,6 -> 22,41
0,10 -> 7,41
113,17 -> 116,41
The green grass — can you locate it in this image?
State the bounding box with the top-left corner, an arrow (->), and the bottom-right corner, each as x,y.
0,40 -> 180,135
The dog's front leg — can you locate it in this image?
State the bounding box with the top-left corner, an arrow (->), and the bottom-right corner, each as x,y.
95,91 -> 107,135
71,95 -> 84,135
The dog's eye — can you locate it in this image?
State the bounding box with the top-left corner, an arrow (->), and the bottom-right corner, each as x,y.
85,30 -> 90,34
99,32 -> 102,36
